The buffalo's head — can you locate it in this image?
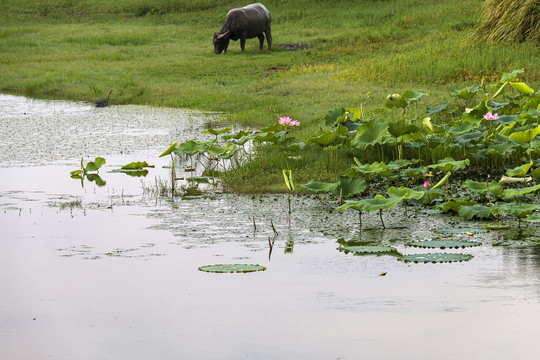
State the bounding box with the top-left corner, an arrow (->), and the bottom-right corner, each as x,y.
213,31 -> 231,54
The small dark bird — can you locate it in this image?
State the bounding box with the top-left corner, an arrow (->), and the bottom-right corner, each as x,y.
95,90 -> 113,108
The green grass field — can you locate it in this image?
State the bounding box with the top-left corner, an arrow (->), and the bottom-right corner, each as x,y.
1,0 -> 538,128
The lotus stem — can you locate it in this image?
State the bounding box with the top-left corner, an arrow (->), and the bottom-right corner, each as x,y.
379,209 -> 386,229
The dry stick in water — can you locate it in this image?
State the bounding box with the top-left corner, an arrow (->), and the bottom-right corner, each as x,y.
271,220 -> 278,236
252,216 -> 257,231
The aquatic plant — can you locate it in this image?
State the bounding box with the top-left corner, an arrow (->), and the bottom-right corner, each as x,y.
407,240 -> 481,249
338,245 -> 399,255
398,253 -> 474,264
198,264 -> 266,273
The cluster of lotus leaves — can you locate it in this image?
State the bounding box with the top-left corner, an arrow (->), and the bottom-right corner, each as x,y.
198,264 -> 266,273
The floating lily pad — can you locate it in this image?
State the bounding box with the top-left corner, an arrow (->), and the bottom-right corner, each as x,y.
398,253 -> 474,263
198,264 -> 266,273
338,245 -> 398,255
407,240 -> 481,249
431,227 -> 488,234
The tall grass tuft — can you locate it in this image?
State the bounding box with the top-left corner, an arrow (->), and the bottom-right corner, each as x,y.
472,0 -> 540,44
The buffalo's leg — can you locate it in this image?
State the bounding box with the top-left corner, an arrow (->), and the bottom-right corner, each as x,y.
265,27 -> 272,51
258,34 -> 265,51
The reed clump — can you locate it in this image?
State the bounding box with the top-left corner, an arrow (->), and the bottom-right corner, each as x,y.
472,0 -> 540,44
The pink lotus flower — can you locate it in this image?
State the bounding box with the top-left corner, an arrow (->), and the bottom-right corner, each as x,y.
483,112 -> 500,120
424,180 -> 430,189
278,116 -> 291,125
289,120 -> 301,126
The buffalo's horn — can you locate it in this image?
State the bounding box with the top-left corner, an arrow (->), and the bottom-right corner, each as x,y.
217,30 -> 231,39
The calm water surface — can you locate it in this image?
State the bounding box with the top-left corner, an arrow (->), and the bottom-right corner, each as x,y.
1,95 -> 539,360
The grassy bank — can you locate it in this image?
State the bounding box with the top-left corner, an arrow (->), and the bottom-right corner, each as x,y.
2,0 -> 538,126
1,0 -> 539,191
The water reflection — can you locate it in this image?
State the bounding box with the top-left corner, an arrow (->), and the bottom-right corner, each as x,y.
1,95 -> 540,360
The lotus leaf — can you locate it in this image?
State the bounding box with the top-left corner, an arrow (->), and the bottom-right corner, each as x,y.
486,142 -> 515,157
387,186 -> 424,200
222,130 -> 252,141
427,157 -> 469,172
509,125 -> 540,144
407,240 -> 481,249
458,204 -> 493,220
446,121 -> 479,135
452,132 -> 485,146
504,204 -> 540,219
426,103 -> 449,116
206,143 -> 236,156
398,253 -> 474,263
282,170 -> 294,191
159,141 -> 178,157
462,180 -> 503,197
505,162 -> 533,177
351,119 -> 389,150
503,183 -> 540,197
525,215 -> 540,222
301,180 -> 339,194
334,177 -> 367,197
121,161 -> 149,170
85,174 -> 106,186
173,140 -> 209,156
440,200 -> 477,213
110,168 -> 149,177
338,245 -> 398,255
450,85 -> 481,100
385,93 -> 408,109
84,157 -> 106,172
325,107 -> 347,127
306,124 -> 347,146
351,161 -> 392,177
198,264 -> 266,273
510,82 -> 535,95
388,119 -> 419,138
202,126 -> 231,136
431,227 -> 488,234
483,224 -> 510,230
337,197 -> 402,212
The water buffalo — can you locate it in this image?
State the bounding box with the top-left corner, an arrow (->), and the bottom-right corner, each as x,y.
213,3 -> 272,54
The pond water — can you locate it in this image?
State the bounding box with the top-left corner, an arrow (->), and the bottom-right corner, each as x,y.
1,94 -> 539,360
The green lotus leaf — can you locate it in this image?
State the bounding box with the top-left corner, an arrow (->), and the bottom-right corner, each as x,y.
206,143 -> 236,156
325,107 -> 347,126
301,180 -> 339,194
457,204 -> 493,220
173,140 -> 209,156
422,117 -> 445,134
427,157 -> 469,172
505,204 -> 540,219
450,85 -> 481,100
337,197 -> 402,212
71,169 -> 84,176
503,183 -> 540,197
506,162 -> 533,177
387,186 -> 424,200
403,167 -> 426,179
446,121 -> 479,136
121,161 -> 149,170
388,119 -> 419,138
509,125 -> 540,144
452,132 -> 485,146
398,253 -> 474,264
351,161 -> 392,177
338,245 -> 398,255
387,159 -> 419,171
483,224 -> 510,230
440,200 -> 477,213
282,169 -> 294,191
407,240 -> 481,249
462,180 -> 503,196
159,141 -> 178,157
510,82 -> 535,95
201,126 -> 231,136
351,119 -> 389,150
525,214 -> 540,222
222,130 -> 252,141
218,147 -> 242,159
306,124 -> 348,146
282,142 -> 306,152
431,227 -> 488,234
335,177 -> 367,197
84,157 -> 106,172
486,142 -> 515,157
426,103 -> 449,116
198,264 -> 266,273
